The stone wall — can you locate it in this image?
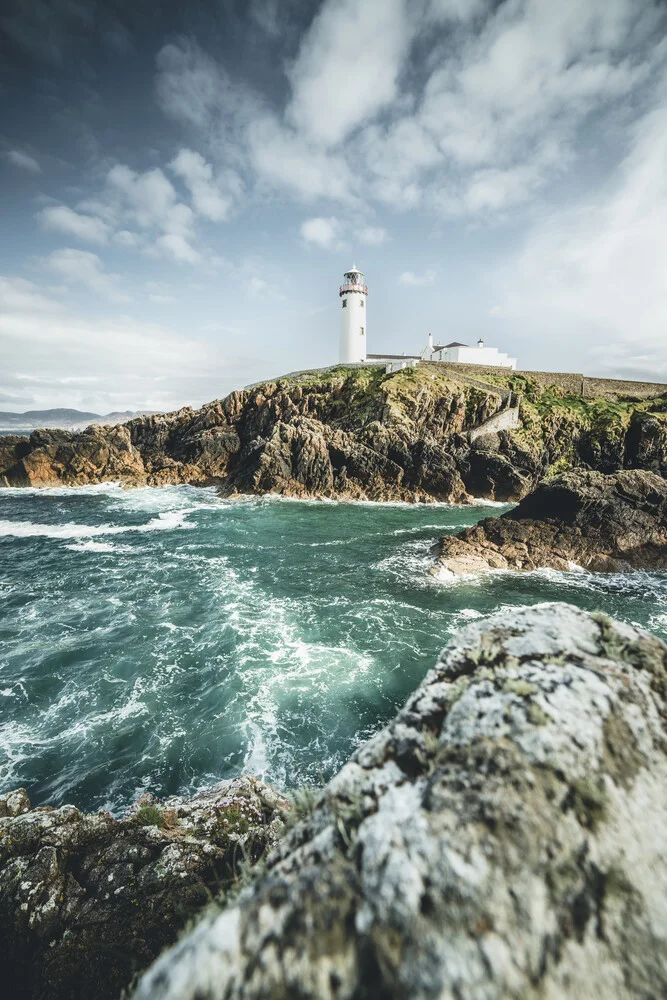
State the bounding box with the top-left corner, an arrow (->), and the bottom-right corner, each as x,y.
427,361 -> 667,400
582,375 -> 667,400
468,406 -> 521,442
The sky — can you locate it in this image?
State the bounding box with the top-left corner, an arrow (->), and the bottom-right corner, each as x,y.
1,0 -> 667,414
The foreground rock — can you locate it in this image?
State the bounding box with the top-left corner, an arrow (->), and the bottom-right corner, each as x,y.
434,468 -> 667,576
136,603 -> 667,1000
2,366 -> 667,501
0,777 -> 287,1000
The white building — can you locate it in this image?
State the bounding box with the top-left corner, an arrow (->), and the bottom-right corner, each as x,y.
336,267 -> 516,370
427,333 -> 516,369
339,266 -> 368,363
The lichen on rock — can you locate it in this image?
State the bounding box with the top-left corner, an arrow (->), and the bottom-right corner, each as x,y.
0,776 -> 288,1000
134,603 -> 667,1000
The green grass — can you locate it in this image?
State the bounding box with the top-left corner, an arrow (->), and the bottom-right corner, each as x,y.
134,804 -> 166,828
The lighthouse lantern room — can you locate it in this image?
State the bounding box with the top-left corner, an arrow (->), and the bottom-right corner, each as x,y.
339,266 -> 368,363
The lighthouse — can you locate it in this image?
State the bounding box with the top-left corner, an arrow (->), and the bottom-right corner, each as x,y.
339,265 -> 368,363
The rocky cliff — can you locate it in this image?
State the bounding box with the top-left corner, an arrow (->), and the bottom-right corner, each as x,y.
2,366 -> 667,501
434,468 -> 667,576
133,603 -> 667,1000
0,777 -> 287,1000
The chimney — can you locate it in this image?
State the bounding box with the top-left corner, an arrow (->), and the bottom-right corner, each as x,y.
428,332 -> 433,352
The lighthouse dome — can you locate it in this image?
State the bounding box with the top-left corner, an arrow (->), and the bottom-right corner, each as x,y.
344,266 -> 363,280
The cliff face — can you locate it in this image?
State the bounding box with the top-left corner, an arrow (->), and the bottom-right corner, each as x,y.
2,366 -> 667,501
135,604 -> 667,1000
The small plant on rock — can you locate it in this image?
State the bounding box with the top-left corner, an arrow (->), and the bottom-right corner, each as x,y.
128,793 -> 166,829
209,796 -> 263,846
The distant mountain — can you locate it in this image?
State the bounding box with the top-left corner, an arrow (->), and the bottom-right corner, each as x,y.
0,409 -> 157,432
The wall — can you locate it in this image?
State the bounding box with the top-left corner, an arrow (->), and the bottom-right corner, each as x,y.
581,376 -> 667,400
468,406 -> 521,442
427,362 -> 667,400
438,346 -> 517,369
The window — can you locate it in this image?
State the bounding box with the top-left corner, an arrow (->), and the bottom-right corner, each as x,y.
342,299 -> 347,308
360,326 -> 365,336
360,299 -> 364,307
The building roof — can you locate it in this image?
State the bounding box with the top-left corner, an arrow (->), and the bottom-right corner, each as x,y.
443,341 -> 468,348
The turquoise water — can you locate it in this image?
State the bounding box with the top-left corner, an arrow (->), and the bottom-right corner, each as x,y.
2,484 -> 667,815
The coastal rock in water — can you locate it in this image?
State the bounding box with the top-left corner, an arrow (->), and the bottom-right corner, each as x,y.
0,776 -> 287,1000
136,603 -> 667,1000
434,468 -> 667,576
0,426 -> 147,488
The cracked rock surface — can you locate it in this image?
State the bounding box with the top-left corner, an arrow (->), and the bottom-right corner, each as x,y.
0,776 -> 287,1000
434,468 -> 667,576
136,603 -> 667,1000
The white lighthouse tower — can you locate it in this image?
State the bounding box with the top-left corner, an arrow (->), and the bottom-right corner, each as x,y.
339,265 -> 368,363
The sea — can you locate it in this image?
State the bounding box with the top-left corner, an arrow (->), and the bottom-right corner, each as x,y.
2,484 -> 666,815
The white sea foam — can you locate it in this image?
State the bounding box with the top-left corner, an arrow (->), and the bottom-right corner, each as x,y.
65,540 -> 119,553
470,497 -> 515,507
0,509 -> 193,540
0,482 -> 126,497
109,484 -> 226,514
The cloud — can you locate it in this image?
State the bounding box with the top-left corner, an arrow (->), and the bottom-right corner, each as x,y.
300,216 -> 340,249
299,218 -> 387,250
0,275 -> 222,412
413,0 -> 659,214
249,0 -> 282,36
155,37 -> 230,130
55,155 -> 223,265
358,226 -> 387,245
5,149 -> 41,173
146,0 -> 667,225
490,85 -> 667,372
154,233 -> 200,264
247,116 -> 356,202
286,0 -> 413,147
113,229 -> 143,248
427,0 -> 490,23
0,276 -> 63,313
170,148 -> 239,222
154,36 -> 259,157
107,164 -> 192,235
45,248 -> 131,302
102,163 -> 206,261
38,205 -> 111,244
399,269 -> 436,286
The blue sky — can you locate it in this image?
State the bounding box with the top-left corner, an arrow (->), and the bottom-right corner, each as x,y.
1,0 -> 667,413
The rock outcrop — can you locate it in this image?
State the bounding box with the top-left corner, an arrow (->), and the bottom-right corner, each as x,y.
434,468 -> 667,576
0,777 -> 287,1000
2,366 -> 667,502
134,603 -> 667,1000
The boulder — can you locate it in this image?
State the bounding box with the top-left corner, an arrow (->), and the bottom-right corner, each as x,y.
0,777 -> 287,1000
434,468 -> 667,576
136,603 -> 667,1000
